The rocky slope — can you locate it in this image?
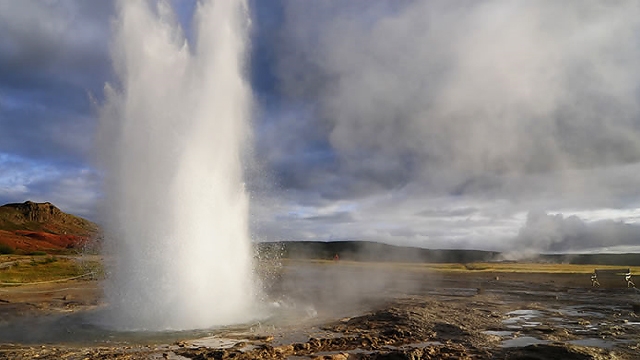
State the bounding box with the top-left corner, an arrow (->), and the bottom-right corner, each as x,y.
0,201 -> 98,253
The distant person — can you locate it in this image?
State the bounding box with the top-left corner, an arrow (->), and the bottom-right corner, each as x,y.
625,272 -> 635,288
590,273 -> 600,287
333,254 -> 340,261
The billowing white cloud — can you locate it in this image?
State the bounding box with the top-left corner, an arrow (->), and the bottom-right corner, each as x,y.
252,0 -> 640,251
277,1 -> 640,188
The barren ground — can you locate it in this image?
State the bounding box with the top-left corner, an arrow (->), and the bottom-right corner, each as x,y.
0,259 -> 639,359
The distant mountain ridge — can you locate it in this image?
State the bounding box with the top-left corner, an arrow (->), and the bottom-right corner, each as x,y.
256,241 -> 500,263
256,241 -> 640,266
0,201 -> 98,253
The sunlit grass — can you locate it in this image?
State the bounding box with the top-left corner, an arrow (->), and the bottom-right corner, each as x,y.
2,254 -> 638,285
418,262 -> 640,274
0,255 -> 103,285
280,258 -> 640,274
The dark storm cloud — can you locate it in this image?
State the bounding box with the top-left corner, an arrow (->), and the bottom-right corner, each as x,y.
248,0 -> 284,96
0,1 -> 113,217
0,0 -> 113,165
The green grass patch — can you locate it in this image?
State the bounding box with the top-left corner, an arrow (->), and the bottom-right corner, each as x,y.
0,243 -> 14,255
27,251 -> 48,256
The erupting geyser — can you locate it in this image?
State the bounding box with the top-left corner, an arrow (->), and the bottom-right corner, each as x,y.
98,0 -> 256,330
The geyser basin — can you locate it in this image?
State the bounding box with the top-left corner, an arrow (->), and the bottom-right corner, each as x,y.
98,0 -> 256,330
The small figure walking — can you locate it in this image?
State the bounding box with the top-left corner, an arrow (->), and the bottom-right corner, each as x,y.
591,273 -> 600,287
625,272 -> 635,288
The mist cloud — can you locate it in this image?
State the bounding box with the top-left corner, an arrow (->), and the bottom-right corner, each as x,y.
244,0 -> 640,251
513,210 -> 640,255
276,0 -> 640,195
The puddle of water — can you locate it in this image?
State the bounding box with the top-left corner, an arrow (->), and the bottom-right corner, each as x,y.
483,330 -> 513,337
0,310 -> 260,346
521,322 -> 542,327
501,336 -> 549,348
506,310 -> 542,316
503,310 -> 543,325
503,318 -> 536,325
424,288 -> 479,297
569,338 -> 616,349
269,328 -> 345,347
558,306 -> 605,318
187,336 -> 244,349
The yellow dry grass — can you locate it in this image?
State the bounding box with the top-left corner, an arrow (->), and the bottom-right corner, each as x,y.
281,258 -> 640,274
0,255 -> 102,285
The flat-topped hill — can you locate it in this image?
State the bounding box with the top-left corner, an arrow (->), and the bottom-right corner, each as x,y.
0,201 -> 98,253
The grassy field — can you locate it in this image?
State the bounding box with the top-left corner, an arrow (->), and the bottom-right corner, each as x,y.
1,255 -> 638,286
282,258 -> 640,274
0,255 -> 102,285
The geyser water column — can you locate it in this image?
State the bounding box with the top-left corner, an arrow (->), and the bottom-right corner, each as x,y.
98,0 -> 256,330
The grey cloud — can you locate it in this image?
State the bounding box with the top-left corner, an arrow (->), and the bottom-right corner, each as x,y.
515,210 -> 640,254
302,211 -> 355,223
0,1 -> 112,76
276,0 -> 640,197
0,105 -> 95,165
29,168 -> 100,220
251,182 -> 524,249
0,1 -> 113,164
0,1 -> 112,221
259,0 -> 640,252
415,207 -> 478,218
0,156 -> 99,219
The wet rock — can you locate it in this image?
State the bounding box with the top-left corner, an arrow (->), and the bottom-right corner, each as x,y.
532,325 -> 555,334
433,322 -> 469,340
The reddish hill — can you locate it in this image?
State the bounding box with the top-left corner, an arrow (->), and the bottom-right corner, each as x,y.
0,201 -> 99,254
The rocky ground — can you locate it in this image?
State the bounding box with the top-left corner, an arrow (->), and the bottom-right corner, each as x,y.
0,260 -> 639,359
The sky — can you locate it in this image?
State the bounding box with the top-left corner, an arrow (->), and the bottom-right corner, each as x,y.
2,0 -> 640,254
